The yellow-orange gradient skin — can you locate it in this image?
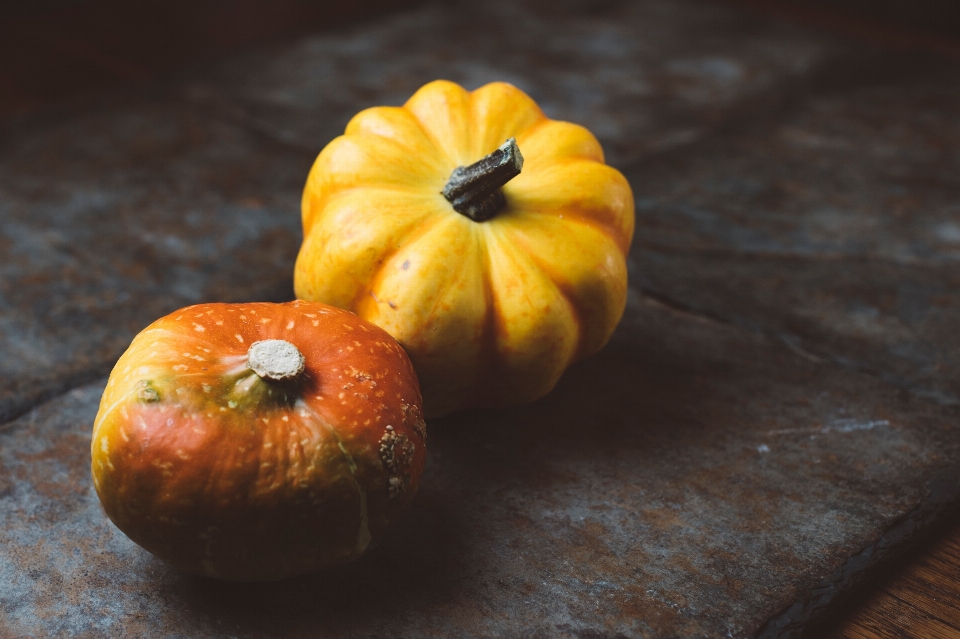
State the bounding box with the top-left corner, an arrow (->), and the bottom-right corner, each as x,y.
294,80 -> 634,418
91,301 -> 426,582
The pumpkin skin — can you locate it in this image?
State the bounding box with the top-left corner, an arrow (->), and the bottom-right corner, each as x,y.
294,80 -> 634,418
91,300 -> 426,582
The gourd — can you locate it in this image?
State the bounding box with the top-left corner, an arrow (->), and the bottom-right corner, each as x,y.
91,300 -> 426,581
295,80 -> 634,418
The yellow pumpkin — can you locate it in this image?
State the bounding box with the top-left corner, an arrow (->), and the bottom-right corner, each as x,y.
295,80 -> 634,418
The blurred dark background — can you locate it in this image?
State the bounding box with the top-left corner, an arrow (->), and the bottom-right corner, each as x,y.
0,0 -> 421,118
1,0 -> 959,119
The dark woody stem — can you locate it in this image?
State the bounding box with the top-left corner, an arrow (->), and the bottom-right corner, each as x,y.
442,138 -> 524,222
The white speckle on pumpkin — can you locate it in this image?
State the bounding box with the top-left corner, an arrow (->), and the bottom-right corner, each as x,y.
193,323 -> 205,332
235,334 -> 244,343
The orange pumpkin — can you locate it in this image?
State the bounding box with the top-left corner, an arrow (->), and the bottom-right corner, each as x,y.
91,300 -> 426,581
295,80 -> 634,418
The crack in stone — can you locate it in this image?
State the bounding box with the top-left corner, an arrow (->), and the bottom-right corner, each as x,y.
0,370 -> 110,432
757,462 -> 960,639
633,241 -> 958,270
635,286 -> 960,407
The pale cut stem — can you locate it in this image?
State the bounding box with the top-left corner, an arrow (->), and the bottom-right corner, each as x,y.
247,340 -> 305,381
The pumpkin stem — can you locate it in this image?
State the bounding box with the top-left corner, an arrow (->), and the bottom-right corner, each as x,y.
442,138 -> 524,222
247,340 -> 305,381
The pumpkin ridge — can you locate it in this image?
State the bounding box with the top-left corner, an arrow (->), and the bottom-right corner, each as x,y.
482,229 -> 579,394
360,214 -> 481,334
509,155 -> 607,178
509,116 -> 549,149
494,232 -> 582,361
303,133 -> 448,232
504,159 -> 634,250
468,83 -> 546,160
306,185 -> 441,235
469,229 -> 501,410
345,106 -> 445,165
298,189 -> 449,308
347,208 -> 452,313
503,206 -> 629,255
497,230 -> 602,362
507,252 -> 587,361
342,130 -> 450,181
398,114 -> 459,169
514,120 -> 605,164
493,214 -> 627,358
402,82 -> 471,168
417,221 -> 484,338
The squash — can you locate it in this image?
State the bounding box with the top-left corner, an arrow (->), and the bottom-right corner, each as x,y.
91,300 -> 426,581
295,80 -> 634,418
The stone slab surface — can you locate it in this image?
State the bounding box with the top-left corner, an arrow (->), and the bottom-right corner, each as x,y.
3,299 -> 957,638
627,54 -> 960,408
1,1 -> 959,637
0,94 -> 311,423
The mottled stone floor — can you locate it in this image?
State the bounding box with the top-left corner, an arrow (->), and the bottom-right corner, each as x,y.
1,1 -> 958,637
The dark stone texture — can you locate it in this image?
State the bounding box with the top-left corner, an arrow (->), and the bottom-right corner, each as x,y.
2,298 -> 957,638
0,94 -> 310,423
1,0 -> 959,637
627,53 -> 960,409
